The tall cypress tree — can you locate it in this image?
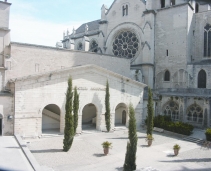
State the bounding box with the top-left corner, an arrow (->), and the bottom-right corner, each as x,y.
63,78 -> 74,152
123,104 -> 138,171
105,80 -> 111,132
147,87 -> 154,135
73,87 -> 79,135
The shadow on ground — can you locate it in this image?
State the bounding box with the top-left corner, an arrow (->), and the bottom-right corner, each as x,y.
93,153 -> 105,157
30,149 -> 63,153
115,167 -> 123,171
160,158 -> 211,163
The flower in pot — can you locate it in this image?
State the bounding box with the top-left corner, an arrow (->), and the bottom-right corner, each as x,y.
102,141 -> 112,155
145,134 -> 154,147
173,144 -> 181,156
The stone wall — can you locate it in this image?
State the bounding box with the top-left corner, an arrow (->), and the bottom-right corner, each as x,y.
11,65 -> 144,137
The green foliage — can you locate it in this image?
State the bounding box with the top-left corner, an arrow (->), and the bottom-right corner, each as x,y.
63,78 -> 74,152
205,128 -> 211,141
147,87 -> 154,135
173,144 -> 181,150
145,115 -> 194,136
146,134 -> 154,141
123,104 -> 137,171
73,87 -> 79,135
105,80 -> 111,132
102,141 -> 112,148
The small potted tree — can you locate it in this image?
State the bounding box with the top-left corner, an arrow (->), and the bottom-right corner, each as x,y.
173,144 -> 181,156
102,141 -> 112,155
146,134 -> 154,146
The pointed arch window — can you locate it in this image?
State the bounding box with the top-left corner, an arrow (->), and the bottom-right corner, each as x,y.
204,24 -> 211,57
90,40 -> 98,53
187,104 -> 203,124
198,69 -> 206,88
164,70 -> 170,81
163,101 -> 179,121
122,5 -> 128,16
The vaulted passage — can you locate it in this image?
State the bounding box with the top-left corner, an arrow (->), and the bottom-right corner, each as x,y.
42,104 -> 60,134
82,103 -> 97,130
115,103 -> 127,126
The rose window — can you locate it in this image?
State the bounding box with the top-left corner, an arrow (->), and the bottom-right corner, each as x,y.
112,31 -> 139,59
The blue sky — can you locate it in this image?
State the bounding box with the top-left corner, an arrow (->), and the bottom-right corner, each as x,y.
9,0 -> 114,46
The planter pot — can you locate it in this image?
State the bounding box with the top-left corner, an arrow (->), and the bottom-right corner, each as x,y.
174,149 -> 179,156
104,148 -> 109,155
148,140 -> 152,146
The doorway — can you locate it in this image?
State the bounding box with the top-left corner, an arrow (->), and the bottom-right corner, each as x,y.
82,103 -> 97,130
122,110 -> 126,125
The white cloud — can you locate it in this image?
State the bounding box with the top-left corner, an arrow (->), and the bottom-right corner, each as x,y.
10,14 -> 84,47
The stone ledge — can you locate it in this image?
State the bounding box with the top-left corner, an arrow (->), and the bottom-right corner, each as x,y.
15,134 -> 41,171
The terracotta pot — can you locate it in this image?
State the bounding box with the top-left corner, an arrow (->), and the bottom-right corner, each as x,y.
148,140 -> 152,146
104,148 -> 109,155
174,149 -> 179,156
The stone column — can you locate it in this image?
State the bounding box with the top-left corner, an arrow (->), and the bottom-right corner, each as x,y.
69,39 -> 75,50
83,36 -> 90,51
76,115 -> 82,134
183,97 -> 187,122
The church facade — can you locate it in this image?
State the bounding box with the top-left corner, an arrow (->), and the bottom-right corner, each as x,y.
0,0 -> 211,137
61,0 -> 211,129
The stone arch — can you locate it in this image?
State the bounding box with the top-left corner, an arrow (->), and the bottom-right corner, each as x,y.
77,42 -> 83,50
89,39 -> 98,53
82,103 -> 98,130
172,69 -> 191,88
164,70 -> 170,81
143,21 -> 152,30
162,100 -> 179,121
186,103 -> 203,124
42,104 -> 61,134
114,103 -> 128,126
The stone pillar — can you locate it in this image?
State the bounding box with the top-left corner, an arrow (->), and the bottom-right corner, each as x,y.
83,36 -> 90,51
183,97 -> 187,122
70,39 -> 75,50
76,115 -> 82,134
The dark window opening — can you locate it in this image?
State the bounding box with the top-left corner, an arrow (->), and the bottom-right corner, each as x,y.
161,0 -> 165,8
166,50 -> 169,56
195,3 -> 199,13
0,119 -> 2,136
198,70 -> 206,88
164,70 -> 170,81
170,0 -> 175,6
204,24 -> 211,57
122,5 -> 128,16
193,30 -> 195,36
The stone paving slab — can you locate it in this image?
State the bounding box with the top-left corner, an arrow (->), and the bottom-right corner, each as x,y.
0,136 -> 33,171
28,129 -> 211,171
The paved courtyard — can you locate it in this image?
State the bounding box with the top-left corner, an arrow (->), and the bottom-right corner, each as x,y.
27,128 -> 211,171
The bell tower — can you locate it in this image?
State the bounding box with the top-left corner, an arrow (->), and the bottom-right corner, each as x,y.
0,0 -> 11,91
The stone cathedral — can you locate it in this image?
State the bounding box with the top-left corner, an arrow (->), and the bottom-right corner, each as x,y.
0,0 -> 211,137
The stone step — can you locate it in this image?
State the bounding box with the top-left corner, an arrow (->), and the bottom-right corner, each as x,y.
183,136 -> 204,144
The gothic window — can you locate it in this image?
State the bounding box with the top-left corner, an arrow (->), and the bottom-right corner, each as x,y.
161,0 -> 165,8
112,31 -> 139,59
77,42 -> 83,50
164,70 -> 170,81
204,24 -> 211,57
195,3 -> 199,13
122,5 -> 128,16
170,0 -> 175,6
90,40 -> 98,53
198,69 -> 206,88
163,101 -> 179,121
187,104 -> 203,124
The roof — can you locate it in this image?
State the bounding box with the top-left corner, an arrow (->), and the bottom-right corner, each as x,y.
9,64 -> 146,88
75,20 -> 100,34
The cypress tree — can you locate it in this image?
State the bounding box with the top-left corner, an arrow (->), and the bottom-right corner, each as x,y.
147,87 -> 154,135
105,80 -> 111,132
63,78 -> 74,152
73,87 -> 79,135
123,104 -> 138,171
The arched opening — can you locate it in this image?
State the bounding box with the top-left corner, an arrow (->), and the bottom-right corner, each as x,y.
0,114 -> 3,136
164,70 -> 170,81
198,70 -> 206,88
115,103 -> 127,126
161,0 -> 165,8
195,3 -> 199,13
42,104 -> 60,134
90,40 -> 98,53
163,101 -> 179,121
170,0 -> 175,6
187,103 -> 203,124
82,103 -> 97,130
